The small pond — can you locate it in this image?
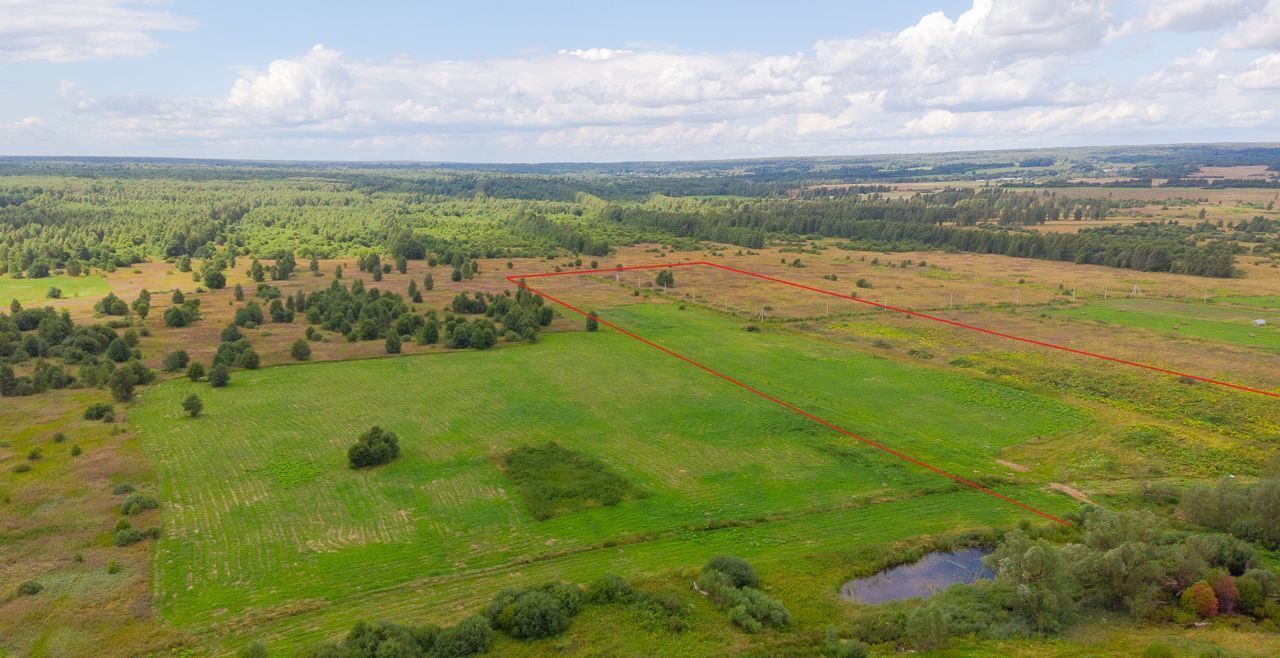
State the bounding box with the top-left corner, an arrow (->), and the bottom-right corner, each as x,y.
840,548 -> 993,604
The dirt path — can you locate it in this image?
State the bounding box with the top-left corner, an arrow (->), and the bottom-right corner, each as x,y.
1048,482 -> 1094,504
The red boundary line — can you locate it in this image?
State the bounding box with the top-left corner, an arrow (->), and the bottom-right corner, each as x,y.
508,262 -> 1072,527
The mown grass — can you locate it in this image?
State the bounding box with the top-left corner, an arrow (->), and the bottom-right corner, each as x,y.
128,301 -> 1089,653
505,442 -> 643,520
0,274 -> 110,306
1048,298 -> 1280,352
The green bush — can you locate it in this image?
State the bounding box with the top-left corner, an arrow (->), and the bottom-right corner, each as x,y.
347,426 -> 400,468
585,573 -> 635,604
83,402 -> 114,421
433,615 -> 492,658
111,482 -> 136,495
114,528 -> 144,546
1142,644 -> 1177,658
120,494 -> 160,515
17,580 -> 42,596
705,555 -> 760,589
501,590 -> 570,639
162,350 -> 190,372
12,463 -> 31,473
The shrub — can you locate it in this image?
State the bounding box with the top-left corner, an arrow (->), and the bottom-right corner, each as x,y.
290,339 -> 311,361
433,615 -> 492,658
348,426 -> 400,468
187,362 -> 205,381
825,625 -> 869,658
503,590 -> 570,639
905,603 -> 952,650
27,446 -> 42,461
385,333 -> 401,354
705,556 -> 760,589
12,463 -> 31,473
70,445 -> 82,457
1182,580 -> 1219,618
162,350 -> 190,372
111,482 -> 136,495
209,363 -> 230,387
84,402 -> 114,421
120,494 -> 160,515
114,528 -> 144,546
17,581 -> 42,596
1208,571 -> 1239,614
585,573 -> 635,604
182,394 -> 203,417
52,432 -> 66,443
1142,644 -> 1177,658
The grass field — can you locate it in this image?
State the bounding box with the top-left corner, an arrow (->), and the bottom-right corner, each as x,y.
1048,298 -> 1280,352
129,300 -> 1087,652
0,274 -> 111,307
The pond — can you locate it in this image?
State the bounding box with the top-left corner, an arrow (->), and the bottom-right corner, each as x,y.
840,548 -> 993,604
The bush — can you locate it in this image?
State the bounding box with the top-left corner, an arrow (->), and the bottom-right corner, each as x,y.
187,362 -> 205,381
905,603 -> 952,650
209,363 -> 230,387
162,350 -> 190,372
182,394 -> 203,417
71,445 -> 82,456
291,339 -> 311,361
1182,580 -> 1219,618
1142,644 -> 1177,658
433,615 -> 492,658
585,573 -> 635,604
114,528 -> 144,546
705,556 -> 760,589
12,463 -> 31,473
111,482 -> 136,495
385,333 -> 401,354
84,402 -> 114,421
503,590 -> 570,639
120,494 -> 160,515
348,426 -> 400,468
17,581 -> 42,596
825,625 -> 869,658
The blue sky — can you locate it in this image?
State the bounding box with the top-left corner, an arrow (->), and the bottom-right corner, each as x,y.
1,1 -> 1279,161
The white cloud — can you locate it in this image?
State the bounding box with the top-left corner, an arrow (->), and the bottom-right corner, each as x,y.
1219,0 -> 1280,48
0,0 -> 193,63
1234,52 -> 1280,89
1141,0 -> 1263,32
15,0 -> 1280,159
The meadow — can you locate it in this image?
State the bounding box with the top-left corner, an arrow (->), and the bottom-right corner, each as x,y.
0,274 -> 110,307
128,300 -> 1087,652
1048,298 -> 1280,353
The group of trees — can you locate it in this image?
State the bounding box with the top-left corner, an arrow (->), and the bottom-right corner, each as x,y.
0,300 -> 153,398
840,506 -> 1280,652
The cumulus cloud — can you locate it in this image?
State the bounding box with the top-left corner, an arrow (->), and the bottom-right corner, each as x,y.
0,0 -> 193,63
16,0 -> 1280,159
1219,0 -> 1280,49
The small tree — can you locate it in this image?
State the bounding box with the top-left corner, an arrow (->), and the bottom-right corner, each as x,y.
209,363 -> 230,388
585,312 -> 599,332
187,362 -> 205,381
424,273 -> 434,291
291,339 -> 311,361
385,334 -> 401,354
348,426 -> 400,468
162,350 -> 190,372
109,368 -> 135,402
182,394 -> 203,417
106,337 -> 131,362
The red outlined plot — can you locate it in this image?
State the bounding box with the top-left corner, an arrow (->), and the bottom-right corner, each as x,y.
506,261 -> 1275,527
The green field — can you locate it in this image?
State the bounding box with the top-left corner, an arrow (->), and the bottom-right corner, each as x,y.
131,302 -> 1088,651
1049,298 -> 1280,352
0,274 -> 110,306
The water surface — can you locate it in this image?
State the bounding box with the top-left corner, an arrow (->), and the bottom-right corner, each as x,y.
840,548 -> 993,603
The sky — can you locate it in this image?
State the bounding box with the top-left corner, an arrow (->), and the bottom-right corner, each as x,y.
0,0 -> 1278,162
